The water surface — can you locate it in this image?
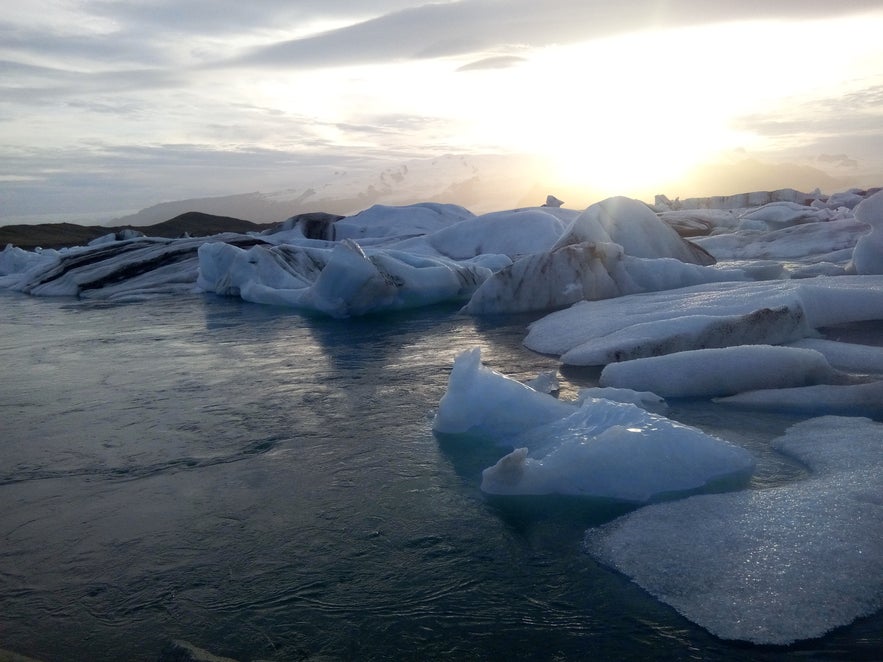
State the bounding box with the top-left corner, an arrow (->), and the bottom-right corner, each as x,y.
1,291 -> 880,661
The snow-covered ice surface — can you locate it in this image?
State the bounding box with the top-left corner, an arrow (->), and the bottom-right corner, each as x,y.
585,416 -> 883,645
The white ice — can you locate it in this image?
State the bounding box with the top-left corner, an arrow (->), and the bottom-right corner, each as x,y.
598,345 -> 842,399
525,277 -> 883,362
714,381 -> 883,417
197,239 -> 492,318
432,348 -> 575,439
848,189 -> 883,275
461,241 -> 749,315
0,236 -> 226,300
585,415 -> 883,645
3,189 -> 883,415
434,348 -> 755,503
786,338 -> 883,374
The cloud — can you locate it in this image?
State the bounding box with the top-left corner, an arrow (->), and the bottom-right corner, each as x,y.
0,141 -> 377,217
225,0 -> 882,69
84,0 -> 417,34
817,153 -> 859,169
456,56 -> 526,72
734,84 -> 883,148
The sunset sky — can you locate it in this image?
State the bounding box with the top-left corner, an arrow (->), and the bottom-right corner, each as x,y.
2,1 -> 883,221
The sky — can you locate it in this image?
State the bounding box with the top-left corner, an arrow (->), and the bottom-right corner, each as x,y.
2,0 -> 883,223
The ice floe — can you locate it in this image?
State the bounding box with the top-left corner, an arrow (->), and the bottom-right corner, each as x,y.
524,277 -> 883,364
584,416 -> 883,645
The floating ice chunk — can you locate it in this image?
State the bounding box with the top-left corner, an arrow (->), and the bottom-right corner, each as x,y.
199,239 -> 492,317
462,240 -> 747,315
462,242 -> 629,314
787,338 -> 883,374
714,380 -> 883,417
585,416 -> 883,645
561,305 -> 811,366
452,208 -> 568,257
87,228 -> 146,246
480,397 -> 754,502
333,202 -> 474,241
693,218 -> 867,261
432,348 -> 574,439
657,209 -> 739,236
434,349 -> 753,503
524,277 -> 883,361
599,345 -> 839,398
576,387 -> 668,414
524,370 -> 560,395
8,235 -> 257,299
553,196 -> 715,265
738,201 -> 832,227
0,243 -> 54,278
395,208 -> 566,260
849,189 -> 883,275
826,189 -> 869,209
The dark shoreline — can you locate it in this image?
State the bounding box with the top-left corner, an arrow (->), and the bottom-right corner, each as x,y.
0,212 -> 273,250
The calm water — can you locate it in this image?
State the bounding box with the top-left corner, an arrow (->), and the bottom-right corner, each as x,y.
1,290 -> 880,661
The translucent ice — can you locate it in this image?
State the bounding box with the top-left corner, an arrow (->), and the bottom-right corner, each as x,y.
434,349 -> 755,504
585,416 -> 883,645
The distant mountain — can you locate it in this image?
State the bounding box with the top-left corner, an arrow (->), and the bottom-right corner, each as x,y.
112,154 -> 555,227
142,211 -> 271,238
0,212 -> 271,250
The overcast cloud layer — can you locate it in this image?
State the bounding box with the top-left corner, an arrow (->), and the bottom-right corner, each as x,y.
2,1 -> 883,220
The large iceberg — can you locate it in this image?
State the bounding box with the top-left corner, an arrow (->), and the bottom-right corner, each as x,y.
462,196 -> 729,315
197,238 -> 492,318
434,348 -> 755,504
0,234 -> 266,301
585,416 -> 883,645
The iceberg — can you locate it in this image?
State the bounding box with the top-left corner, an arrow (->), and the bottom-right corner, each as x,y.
1,234 -> 265,301
552,196 -> 715,265
432,347 -> 575,439
434,348 -> 755,504
598,345 -> 842,399
525,277 -> 883,364
462,241 -> 748,315
585,416 -> 883,645
198,239 -> 492,318
848,189 -> 883,275
461,196 -> 733,315
714,380 -> 883,417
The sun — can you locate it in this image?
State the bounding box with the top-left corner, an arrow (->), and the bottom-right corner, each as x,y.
443,32 -> 755,200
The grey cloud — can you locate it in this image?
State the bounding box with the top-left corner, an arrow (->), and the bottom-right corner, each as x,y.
0,142 -> 373,216
84,0 -> 419,35
226,0 -> 881,69
735,84 -> 883,138
0,63 -> 185,104
0,21 -> 171,67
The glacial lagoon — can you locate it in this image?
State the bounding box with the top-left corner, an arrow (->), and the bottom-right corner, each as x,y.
1,289 -> 880,661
